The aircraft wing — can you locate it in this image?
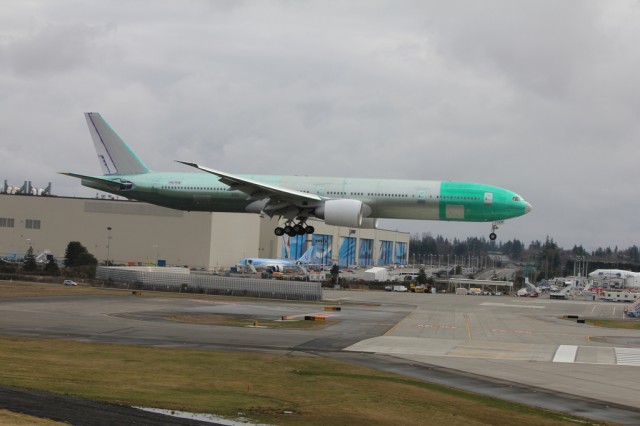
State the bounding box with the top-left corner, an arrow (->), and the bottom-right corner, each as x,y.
60,173 -> 133,191
176,161 -> 322,206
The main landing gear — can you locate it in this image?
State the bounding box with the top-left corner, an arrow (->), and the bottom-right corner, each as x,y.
489,221 -> 503,241
274,221 -> 315,236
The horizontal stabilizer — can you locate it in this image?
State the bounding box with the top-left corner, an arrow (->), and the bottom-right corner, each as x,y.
60,173 -> 133,191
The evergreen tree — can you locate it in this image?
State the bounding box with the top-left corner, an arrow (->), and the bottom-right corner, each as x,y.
44,257 -> 60,275
417,267 -> 428,285
64,242 -> 90,268
330,264 -> 340,285
23,246 -> 37,272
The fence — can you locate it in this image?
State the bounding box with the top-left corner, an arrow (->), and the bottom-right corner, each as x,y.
95,267 -> 322,301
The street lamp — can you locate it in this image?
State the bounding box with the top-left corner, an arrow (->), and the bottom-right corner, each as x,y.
106,227 -> 112,266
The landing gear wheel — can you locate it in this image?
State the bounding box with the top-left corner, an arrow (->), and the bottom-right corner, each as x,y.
296,227 -> 306,236
489,221 -> 502,241
293,224 -> 304,234
305,226 -> 315,235
274,227 -> 284,236
283,225 -> 293,236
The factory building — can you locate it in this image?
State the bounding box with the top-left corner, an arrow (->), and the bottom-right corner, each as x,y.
0,194 -> 410,270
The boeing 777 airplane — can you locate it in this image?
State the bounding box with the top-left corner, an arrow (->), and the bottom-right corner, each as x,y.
62,113 -> 531,240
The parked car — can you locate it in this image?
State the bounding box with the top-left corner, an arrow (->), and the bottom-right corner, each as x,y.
63,280 -> 77,286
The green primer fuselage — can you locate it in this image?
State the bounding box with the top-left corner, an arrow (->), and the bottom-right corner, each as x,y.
81,172 -> 529,223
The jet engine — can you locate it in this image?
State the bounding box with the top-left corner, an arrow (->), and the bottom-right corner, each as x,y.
315,199 -> 363,227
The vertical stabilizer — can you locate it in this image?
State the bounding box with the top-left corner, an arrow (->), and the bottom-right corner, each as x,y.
85,112 -> 150,175
297,245 -> 314,264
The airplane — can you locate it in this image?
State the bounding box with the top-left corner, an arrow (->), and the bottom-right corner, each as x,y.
62,113 -> 532,240
238,246 -> 314,273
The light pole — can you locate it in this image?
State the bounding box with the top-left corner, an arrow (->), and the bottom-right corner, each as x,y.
106,227 -> 112,266
153,244 -> 159,266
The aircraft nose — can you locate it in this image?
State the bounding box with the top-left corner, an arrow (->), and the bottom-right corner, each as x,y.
525,202 -> 532,214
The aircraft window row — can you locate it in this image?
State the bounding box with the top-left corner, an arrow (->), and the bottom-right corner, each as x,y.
327,191 -> 347,195
366,193 -> 409,197
437,195 -> 480,200
161,185 -> 226,191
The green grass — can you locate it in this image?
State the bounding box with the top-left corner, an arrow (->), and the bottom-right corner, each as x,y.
0,336 -> 609,426
584,319 -> 640,329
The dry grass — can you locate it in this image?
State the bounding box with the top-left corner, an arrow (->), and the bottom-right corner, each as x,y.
0,280 -> 120,298
0,409 -> 66,425
0,336 -> 607,426
585,319 -> 640,329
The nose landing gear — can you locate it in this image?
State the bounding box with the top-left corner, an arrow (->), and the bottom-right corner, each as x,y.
489,221 -> 504,241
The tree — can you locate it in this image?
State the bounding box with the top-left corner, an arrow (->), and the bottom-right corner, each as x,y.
64,241 -> 98,278
23,246 -> 37,272
330,264 -> 340,285
43,257 -> 60,275
64,242 -> 93,268
417,267 -> 428,285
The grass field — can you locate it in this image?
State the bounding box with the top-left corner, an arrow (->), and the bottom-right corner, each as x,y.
0,336 -> 609,426
0,280 -> 614,425
584,319 -> 640,330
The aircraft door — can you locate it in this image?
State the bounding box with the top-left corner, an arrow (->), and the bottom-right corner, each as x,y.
417,190 -> 427,203
316,186 -> 326,197
484,192 -> 493,206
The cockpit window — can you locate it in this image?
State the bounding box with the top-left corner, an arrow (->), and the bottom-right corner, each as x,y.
512,196 -> 521,202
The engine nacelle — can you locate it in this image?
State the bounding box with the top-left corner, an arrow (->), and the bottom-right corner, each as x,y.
315,199 -> 363,227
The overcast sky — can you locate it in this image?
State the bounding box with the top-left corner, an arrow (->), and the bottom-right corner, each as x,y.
2,1 -> 639,251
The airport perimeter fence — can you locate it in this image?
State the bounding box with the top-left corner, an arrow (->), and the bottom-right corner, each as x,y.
94,267 -> 322,301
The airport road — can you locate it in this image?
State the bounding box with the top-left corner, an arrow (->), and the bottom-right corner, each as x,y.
0,293 -> 410,353
2,289 -> 640,424
334,290 -> 640,411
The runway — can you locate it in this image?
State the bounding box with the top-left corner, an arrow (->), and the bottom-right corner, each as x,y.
1,287 -> 640,424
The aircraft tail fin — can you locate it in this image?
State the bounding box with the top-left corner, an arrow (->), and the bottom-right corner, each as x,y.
85,112 -> 150,176
297,245 -> 315,264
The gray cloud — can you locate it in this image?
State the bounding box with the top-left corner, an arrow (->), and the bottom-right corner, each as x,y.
1,0 -> 639,250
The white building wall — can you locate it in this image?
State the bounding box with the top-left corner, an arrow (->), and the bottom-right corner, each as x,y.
1,194 -> 410,270
0,195 -> 256,270
208,212 -> 261,269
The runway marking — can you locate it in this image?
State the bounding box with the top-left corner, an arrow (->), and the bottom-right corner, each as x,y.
281,312 -> 338,320
615,348 -> 640,366
415,324 -> 457,329
464,313 -> 472,342
553,345 -> 578,363
383,321 -> 403,336
489,328 -> 535,335
480,303 -> 544,309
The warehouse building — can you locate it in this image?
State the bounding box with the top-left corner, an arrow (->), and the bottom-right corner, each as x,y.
0,193 -> 410,270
